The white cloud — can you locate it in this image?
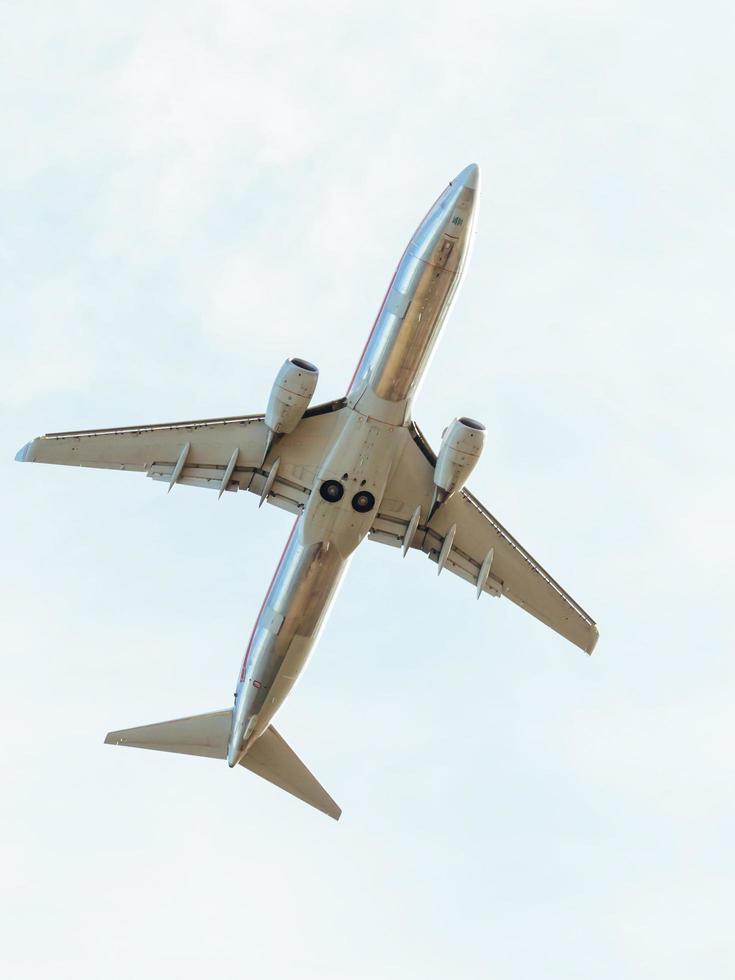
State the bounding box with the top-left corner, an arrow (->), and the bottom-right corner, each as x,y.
2,2 -> 734,978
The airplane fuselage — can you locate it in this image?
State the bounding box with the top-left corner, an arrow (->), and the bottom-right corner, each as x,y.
227,164 -> 480,766
18,159 -> 598,817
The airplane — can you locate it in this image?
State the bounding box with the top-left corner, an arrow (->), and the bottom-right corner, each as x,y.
15,163 -> 598,820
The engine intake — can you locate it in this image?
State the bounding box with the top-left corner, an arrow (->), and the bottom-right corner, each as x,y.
434,416 -> 486,500
265,357 -> 319,436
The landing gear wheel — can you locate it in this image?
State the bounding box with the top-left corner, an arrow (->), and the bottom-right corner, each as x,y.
351,490 -> 375,513
319,480 -> 344,503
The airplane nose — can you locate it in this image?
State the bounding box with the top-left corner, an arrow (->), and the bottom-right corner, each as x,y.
453,163 -> 480,191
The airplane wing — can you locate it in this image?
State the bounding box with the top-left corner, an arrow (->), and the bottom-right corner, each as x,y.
16,399 -> 348,514
369,423 -> 599,654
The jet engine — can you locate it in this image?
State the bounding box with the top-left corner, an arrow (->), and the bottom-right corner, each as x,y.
265,358 -> 319,436
432,416 -> 486,513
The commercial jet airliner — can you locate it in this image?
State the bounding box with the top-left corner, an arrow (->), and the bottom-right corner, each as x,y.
16,164 -> 598,819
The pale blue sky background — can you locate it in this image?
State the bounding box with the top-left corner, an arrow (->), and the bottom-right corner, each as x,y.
2,2 -> 734,978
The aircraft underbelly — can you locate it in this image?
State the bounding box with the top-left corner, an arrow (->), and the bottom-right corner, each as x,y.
226,165 -> 482,773
234,409 -> 405,744
301,410 -> 401,557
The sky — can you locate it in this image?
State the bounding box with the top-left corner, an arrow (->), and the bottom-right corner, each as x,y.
2,1 -> 734,977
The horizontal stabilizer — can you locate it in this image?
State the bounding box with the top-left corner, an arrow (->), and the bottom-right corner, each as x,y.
105,709 -> 231,758
105,711 -> 341,820
243,725 -> 341,820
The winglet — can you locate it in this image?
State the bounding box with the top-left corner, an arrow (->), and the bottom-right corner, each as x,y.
15,441 -> 35,462
585,624 -> 600,656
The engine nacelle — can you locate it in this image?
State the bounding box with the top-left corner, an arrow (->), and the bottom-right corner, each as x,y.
434,416 -> 486,497
265,357 -> 319,435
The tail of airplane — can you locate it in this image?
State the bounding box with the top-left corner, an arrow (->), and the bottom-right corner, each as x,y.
104,710 -> 341,820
